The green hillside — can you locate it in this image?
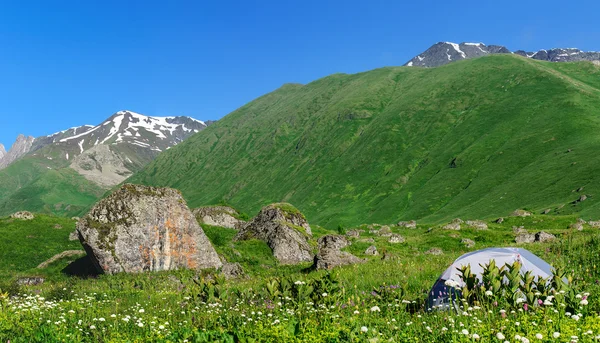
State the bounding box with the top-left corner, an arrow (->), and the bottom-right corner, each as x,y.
128,55 -> 600,226
0,155 -> 105,217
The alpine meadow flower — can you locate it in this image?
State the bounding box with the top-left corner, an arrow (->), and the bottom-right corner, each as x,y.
496,332 -> 505,340
360,326 -> 368,333
553,332 -> 560,338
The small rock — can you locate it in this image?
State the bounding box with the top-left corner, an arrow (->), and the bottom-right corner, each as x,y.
511,209 -> 532,217
10,211 -> 34,220
535,231 -> 556,242
381,252 -> 397,261
69,230 -> 79,241
442,219 -> 462,230
359,238 -> 375,243
397,220 -> 417,229
589,220 -> 600,228
425,248 -> 443,255
365,245 -> 378,256
577,187 -> 584,192
377,226 -> 392,237
448,233 -> 460,238
388,234 -> 405,244
53,224 -> 63,229
494,217 -> 504,224
71,217 -> 80,221
346,229 -> 361,238
16,277 -> 45,286
461,238 -> 476,248
512,226 -> 527,235
318,235 -> 350,250
542,209 -> 551,215
515,233 -> 536,244
220,262 -> 246,280
465,220 -> 488,230
573,195 -> 588,204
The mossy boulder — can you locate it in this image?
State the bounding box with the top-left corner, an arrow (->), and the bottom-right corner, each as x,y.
77,184 -> 222,274
234,203 -> 313,264
313,235 -> 362,270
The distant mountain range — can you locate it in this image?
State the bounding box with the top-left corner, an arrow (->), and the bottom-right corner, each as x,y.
404,42 -> 600,67
0,110 -> 210,216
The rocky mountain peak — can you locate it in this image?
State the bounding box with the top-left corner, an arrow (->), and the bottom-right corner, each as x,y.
0,134 -> 35,170
0,144 -> 6,160
404,42 -> 600,68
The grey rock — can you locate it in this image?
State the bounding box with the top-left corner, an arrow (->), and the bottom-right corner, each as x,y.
346,229 -> 361,238
69,230 -> 79,241
442,219 -> 462,230
461,238 -> 476,248
365,245 -> 378,256
511,209 -> 532,217
0,144 -> 5,160
377,225 -> 392,237
397,220 -> 417,229
465,220 -> 488,230
535,231 -> 556,242
515,233 -> 536,244
10,211 -> 34,220
16,277 -> 45,286
404,42 -> 600,68
573,195 -> 588,203
577,187 -> 585,192
513,226 -> 528,235
388,234 -> 406,244
425,248 -> 443,255
193,206 -> 245,229
589,220 -> 600,228
70,144 -> 133,188
0,134 -> 35,170
317,235 -> 350,250
77,184 -> 222,274
494,217 -> 504,224
220,262 -> 246,280
234,203 -> 313,264
542,209 -> 551,215
71,217 -> 80,221
313,234 -> 362,270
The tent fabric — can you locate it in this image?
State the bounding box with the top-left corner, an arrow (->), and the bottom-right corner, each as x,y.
427,247 -> 555,311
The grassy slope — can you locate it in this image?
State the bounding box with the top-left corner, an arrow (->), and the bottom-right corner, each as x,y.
0,156 -> 106,217
128,55 -> 600,226
0,214 -> 81,279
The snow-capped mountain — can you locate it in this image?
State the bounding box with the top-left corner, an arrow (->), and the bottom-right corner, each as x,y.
404,42 -> 600,68
0,110 -> 210,186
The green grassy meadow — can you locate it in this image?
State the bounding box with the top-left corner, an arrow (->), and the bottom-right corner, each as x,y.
2,211 -> 600,342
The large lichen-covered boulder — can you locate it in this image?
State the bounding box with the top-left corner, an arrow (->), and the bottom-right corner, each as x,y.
77,184 -> 222,274
192,206 -> 245,229
313,235 -> 362,270
234,203 -> 313,264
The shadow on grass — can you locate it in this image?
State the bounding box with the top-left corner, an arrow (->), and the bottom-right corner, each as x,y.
61,255 -> 101,278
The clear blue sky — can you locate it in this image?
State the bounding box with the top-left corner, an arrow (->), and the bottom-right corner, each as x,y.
1,0 -> 599,148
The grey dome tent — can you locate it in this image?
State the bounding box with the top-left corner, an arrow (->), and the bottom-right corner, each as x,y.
427,247 -> 555,311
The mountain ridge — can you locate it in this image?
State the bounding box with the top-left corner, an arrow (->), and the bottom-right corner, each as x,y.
405,42 -> 600,67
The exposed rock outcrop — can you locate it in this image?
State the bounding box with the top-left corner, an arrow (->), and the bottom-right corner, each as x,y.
388,234 -> 406,244
465,220 -> 488,230
234,203 -> 313,264
10,211 -> 34,220
397,220 -> 417,229
0,134 -> 35,170
365,245 -> 378,256
70,144 -> 133,188
313,235 -> 362,270
442,218 -> 463,230
193,206 -> 245,229
0,144 -> 5,160
515,230 -> 556,244
461,238 -> 476,248
77,184 -> 222,274
346,229 -> 361,238
511,209 -> 532,217
220,262 -> 246,280
69,230 -> 79,241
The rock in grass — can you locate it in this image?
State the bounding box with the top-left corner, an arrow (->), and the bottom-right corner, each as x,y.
542,209 -> 551,215
365,245 -> 378,256
234,203 -> 313,264
535,231 -> 556,242
397,220 -> 417,229
461,238 -> 476,248
77,184 -> 222,275
425,248 -> 443,255
494,217 -> 504,224
192,206 -> 245,229
388,234 -> 406,244
16,277 -> 45,286
465,220 -> 488,230
515,233 -> 536,244
346,229 -> 361,238
589,220 -> 600,228
220,262 -> 246,280
442,218 -> 462,230
10,211 -> 34,220
377,225 -> 392,236
313,235 -> 362,270
511,209 -> 532,217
